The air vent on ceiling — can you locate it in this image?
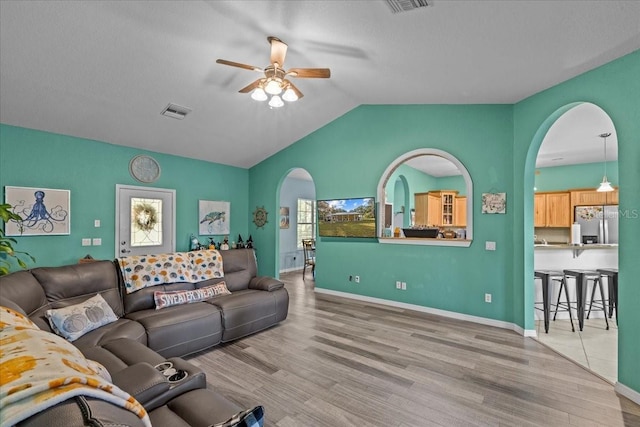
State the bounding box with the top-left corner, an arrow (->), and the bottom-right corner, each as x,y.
161,103 -> 192,120
386,0 -> 430,13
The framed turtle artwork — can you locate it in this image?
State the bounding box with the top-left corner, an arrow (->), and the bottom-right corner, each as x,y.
198,200 -> 230,235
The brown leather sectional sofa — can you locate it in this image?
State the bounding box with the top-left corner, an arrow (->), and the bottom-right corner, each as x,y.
0,249 -> 288,426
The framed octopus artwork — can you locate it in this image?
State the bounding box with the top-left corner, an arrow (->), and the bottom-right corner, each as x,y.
4,186 -> 71,236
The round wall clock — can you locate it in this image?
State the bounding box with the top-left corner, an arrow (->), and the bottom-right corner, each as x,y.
252,206 -> 268,228
129,155 -> 161,183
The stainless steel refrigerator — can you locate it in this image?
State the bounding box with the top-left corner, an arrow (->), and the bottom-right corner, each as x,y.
574,205 -> 619,244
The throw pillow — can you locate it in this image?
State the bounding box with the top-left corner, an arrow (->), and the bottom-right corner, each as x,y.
154,282 -> 231,310
45,294 -> 118,342
211,405 -> 264,427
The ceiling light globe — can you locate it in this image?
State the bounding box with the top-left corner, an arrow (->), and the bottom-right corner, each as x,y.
282,88 -> 298,102
251,88 -> 268,101
268,95 -> 284,108
264,79 -> 283,95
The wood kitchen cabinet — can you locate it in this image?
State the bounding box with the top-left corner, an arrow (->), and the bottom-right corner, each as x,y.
414,192 -> 441,227
534,192 -> 571,227
454,197 -> 467,227
570,188 -> 619,211
414,191 -> 461,227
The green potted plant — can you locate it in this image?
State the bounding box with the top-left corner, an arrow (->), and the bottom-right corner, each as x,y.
0,203 -> 35,275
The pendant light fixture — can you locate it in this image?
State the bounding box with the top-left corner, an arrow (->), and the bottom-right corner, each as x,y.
596,132 -> 614,192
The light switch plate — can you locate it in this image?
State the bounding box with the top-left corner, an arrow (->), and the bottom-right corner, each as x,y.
94,219 -> 101,227
485,241 -> 496,251
82,238 -> 91,246
92,238 -> 102,246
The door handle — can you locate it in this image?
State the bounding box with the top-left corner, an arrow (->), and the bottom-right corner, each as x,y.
121,249 -> 131,254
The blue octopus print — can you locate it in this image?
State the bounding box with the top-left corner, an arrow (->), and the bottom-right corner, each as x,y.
14,190 -> 69,233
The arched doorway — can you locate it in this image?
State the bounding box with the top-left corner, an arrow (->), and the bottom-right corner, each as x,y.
525,102 -> 618,382
277,168 -> 316,277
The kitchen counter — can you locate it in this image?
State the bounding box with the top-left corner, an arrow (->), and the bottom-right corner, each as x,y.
534,243 -> 618,322
534,243 -> 618,250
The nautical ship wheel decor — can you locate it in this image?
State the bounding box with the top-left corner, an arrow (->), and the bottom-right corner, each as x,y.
252,206 -> 268,229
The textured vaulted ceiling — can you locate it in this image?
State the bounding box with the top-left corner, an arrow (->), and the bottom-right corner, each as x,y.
1,1 -> 639,169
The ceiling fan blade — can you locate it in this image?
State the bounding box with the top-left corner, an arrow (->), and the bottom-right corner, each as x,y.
238,79 -> 263,93
268,36 -> 288,68
216,59 -> 262,72
286,81 -> 304,100
287,68 -> 331,78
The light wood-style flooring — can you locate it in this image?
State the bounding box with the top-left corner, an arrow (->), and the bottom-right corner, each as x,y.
186,272 -> 640,426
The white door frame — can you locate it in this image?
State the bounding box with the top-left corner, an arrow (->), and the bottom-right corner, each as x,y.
115,184 -> 176,258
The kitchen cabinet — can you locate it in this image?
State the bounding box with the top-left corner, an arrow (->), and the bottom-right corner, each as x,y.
534,192 -> 571,227
414,191 -> 460,227
414,192 -> 441,227
570,188 -> 618,210
454,197 -> 467,227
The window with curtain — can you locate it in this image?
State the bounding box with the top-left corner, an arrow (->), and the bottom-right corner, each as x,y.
297,198 -> 316,248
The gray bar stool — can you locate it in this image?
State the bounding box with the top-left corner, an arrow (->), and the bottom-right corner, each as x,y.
597,268 -> 618,325
562,269 -> 609,331
535,270 -> 574,333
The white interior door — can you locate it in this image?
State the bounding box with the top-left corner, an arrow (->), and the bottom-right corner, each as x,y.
115,184 -> 176,257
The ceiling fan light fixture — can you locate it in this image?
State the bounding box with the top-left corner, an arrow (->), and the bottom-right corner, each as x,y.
251,87 -> 268,101
268,95 -> 284,108
282,87 -> 298,102
264,78 -> 283,95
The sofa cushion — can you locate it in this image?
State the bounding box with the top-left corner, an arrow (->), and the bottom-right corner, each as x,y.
126,303 -> 223,358
214,249 -> 257,292
32,260 -> 125,317
72,317 -> 147,352
209,289 -> 288,342
0,270 -> 49,327
154,282 -> 231,310
45,293 -> 118,341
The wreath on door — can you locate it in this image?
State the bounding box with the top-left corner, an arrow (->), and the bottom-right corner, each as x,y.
133,203 -> 158,232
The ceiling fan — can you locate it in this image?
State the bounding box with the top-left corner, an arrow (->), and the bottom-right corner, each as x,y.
216,36 -> 330,107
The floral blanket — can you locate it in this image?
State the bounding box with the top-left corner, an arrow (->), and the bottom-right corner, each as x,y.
0,306 -> 151,427
118,250 -> 224,294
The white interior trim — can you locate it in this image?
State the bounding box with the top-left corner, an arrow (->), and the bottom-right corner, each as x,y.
615,382 -> 640,406
376,148 -> 473,242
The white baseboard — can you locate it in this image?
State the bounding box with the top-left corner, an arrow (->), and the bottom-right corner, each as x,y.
615,382 -> 640,405
314,288 -> 527,335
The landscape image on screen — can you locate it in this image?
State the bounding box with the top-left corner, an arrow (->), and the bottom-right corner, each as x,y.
317,197 -> 376,238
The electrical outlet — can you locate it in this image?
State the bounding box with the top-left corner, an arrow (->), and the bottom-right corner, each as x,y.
401,282 -> 407,290
485,293 -> 492,303
94,219 -> 101,227
396,281 -> 402,289
354,276 -> 360,283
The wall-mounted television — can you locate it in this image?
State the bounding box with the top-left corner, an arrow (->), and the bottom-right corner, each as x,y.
317,197 -> 376,238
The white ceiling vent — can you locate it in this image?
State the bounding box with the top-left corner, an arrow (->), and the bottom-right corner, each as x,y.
386,0 -> 430,14
161,103 -> 192,120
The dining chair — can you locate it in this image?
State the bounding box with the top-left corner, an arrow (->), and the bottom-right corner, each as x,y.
302,239 -> 315,279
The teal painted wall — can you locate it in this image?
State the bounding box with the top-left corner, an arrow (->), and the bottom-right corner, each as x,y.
534,161 -> 618,192
513,50 -> 640,392
0,124 -> 249,268
250,104 -> 514,323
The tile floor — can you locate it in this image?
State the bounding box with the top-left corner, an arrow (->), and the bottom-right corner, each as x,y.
535,317 -> 617,383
